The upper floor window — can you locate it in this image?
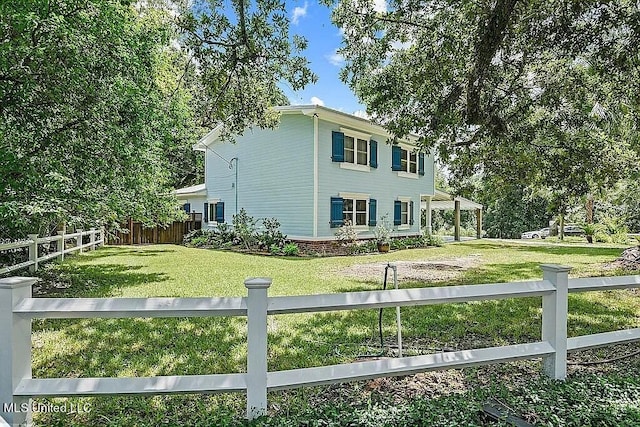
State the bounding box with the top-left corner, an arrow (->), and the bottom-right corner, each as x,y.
392,145 -> 425,177
344,135 -> 368,166
332,130 -> 378,170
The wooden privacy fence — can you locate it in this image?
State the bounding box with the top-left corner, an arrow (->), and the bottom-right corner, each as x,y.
2,265 -> 640,424
0,229 -> 104,276
108,215 -> 202,245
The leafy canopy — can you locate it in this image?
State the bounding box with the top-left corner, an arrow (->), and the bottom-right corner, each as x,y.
330,0 -> 640,202
0,0 -> 315,238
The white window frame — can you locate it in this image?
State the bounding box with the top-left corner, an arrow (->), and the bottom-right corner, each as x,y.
397,196 -> 411,230
339,128 -> 371,172
339,192 -> 370,229
207,198 -> 220,224
397,143 -> 420,179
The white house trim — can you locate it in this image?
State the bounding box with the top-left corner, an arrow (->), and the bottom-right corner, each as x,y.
175,183 -> 206,197
397,172 -> 419,180
339,192 -> 370,200
193,106 -> 421,151
340,163 -> 371,173
339,127 -> 371,141
313,114 -> 319,238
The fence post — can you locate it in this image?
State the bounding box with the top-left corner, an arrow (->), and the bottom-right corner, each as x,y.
245,277 -> 271,420
90,228 -> 96,251
57,231 -> 65,262
27,234 -> 38,273
0,277 -> 36,426
541,264 -> 572,380
76,229 -> 83,254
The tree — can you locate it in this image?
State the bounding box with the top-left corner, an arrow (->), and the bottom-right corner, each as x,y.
0,0 -> 315,238
178,0 -> 315,139
330,0 -> 639,211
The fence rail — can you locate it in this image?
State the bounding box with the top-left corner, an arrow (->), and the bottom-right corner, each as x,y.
0,229 -> 104,276
2,265 -> 640,425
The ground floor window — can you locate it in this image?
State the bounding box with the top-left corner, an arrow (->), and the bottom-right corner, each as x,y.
394,199 -> 413,226
343,198 -> 367,226
205,201 -> 225,223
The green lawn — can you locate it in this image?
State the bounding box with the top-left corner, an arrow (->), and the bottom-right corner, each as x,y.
28,240 -> 640,426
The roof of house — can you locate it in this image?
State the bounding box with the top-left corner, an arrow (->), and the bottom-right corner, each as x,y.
193,105 -> 421,151
422,189 -> 483,210
175,183 -> 206,198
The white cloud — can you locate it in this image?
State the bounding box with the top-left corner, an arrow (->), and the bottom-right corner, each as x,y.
292,2 -> 308,25
326,51 -> 345,66
353,110 -> 370,120
373,0 -> 387,13
310,96 -> 325,106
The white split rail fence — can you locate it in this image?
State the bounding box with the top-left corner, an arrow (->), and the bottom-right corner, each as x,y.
0,229 -> 104,276
1,265 -> 640,425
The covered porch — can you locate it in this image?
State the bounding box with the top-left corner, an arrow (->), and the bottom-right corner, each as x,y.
422,190 -> 483,241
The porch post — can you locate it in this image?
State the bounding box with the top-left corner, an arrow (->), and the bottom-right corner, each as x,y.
476,208 -> 483,239
454,200 -> 461,241
424,196 -> 433,235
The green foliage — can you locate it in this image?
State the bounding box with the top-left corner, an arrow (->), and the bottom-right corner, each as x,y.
179,0 -> 316,139
30,242 -> 639,426
389,236 -> 429,250
331,0 -> 638,222
372,214 -> 392,243
257,218 -> 287,251
232,209 -> 258,250
0,0 -> 315,239
282,242 -> 299,256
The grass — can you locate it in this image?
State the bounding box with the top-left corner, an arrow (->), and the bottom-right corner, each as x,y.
25,240 -> 640,426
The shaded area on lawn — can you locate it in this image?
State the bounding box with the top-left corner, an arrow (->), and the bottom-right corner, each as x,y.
26,241 -> 640,426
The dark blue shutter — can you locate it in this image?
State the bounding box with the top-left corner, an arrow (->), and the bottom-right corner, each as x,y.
418,153 -> 425,176
409,201 -> 414,225
203,202 -> 209,222
332,131 -> 345,162
369,140 -> 378,168
368,199 -> 377,226
394,200 -> 402,225
183,203 -> 191,213
391,146 -> 402,171
215,202 -> 225,223
330,197 -> 344,228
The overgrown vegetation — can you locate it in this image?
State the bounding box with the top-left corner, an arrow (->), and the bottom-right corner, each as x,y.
27,240 -> 639,425
0,0 -> 314,239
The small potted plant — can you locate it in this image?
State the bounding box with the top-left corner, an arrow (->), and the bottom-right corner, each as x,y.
373,215 -> 392,253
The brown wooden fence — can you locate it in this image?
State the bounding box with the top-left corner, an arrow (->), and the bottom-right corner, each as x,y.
108,215 -> 202,245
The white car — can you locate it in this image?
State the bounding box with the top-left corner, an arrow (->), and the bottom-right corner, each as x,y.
521,228 -> 549,239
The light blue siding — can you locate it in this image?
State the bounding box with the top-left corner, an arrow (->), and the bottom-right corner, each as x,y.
204,114 -> 314,236
202,111 -> 435,240
317,119 -> 434,239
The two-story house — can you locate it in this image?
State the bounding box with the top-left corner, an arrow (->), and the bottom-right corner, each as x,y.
177,105 -> 441,241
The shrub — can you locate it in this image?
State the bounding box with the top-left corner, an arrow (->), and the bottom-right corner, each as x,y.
257,218 -> 287,250
232,209 -> 258,250
335,220 -> 358,246
282,242 -> 299,256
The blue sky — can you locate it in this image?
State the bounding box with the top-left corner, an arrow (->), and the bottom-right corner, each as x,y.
284,1 -> 366,116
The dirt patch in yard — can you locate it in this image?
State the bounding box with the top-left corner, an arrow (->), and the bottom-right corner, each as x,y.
339,255 -> 482,283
